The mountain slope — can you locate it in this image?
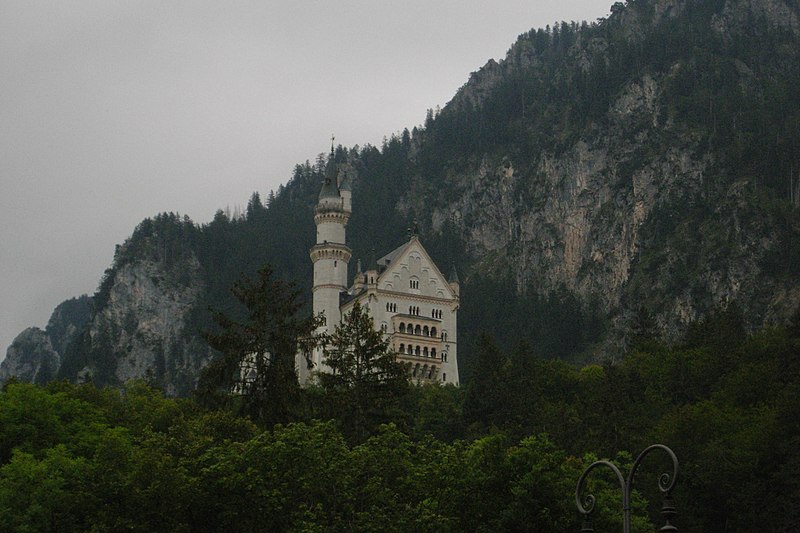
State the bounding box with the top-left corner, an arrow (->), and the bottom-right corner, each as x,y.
4,0 -> 800,391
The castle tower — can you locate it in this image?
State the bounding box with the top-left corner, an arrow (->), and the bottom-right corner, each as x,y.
302,144 -> 351,383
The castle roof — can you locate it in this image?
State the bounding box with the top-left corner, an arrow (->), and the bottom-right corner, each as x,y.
448,264 -> 460,284
318,143 -> 341,201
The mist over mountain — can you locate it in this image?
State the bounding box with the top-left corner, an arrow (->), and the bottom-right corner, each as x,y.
3,0 -> 799,391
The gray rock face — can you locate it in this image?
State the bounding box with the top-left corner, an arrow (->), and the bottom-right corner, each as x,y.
0,328 -> 59,385
0,296 -> 91,385
423,0 -> 800,347
75,255 -> 211,396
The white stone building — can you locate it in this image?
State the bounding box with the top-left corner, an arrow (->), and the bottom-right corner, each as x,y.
299,149 -> 460,386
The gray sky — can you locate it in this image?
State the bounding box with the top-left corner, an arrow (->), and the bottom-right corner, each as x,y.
0,0 -> 610,359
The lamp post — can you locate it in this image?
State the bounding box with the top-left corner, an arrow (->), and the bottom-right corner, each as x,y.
575,444 -> 678,532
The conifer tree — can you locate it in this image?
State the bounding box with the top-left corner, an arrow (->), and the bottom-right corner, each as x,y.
197,265 -> 323,426
319,301 -> 408,441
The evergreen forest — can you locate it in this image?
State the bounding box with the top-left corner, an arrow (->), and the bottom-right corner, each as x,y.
2,308 -> 800,531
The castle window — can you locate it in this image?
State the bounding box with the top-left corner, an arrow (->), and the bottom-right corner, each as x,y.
414,325 -> 421,335
423,347 -> 429,357
334,260 -> 337,267
431,327 -> 437,337
442,373 -> 446,381
399,343 -> 404,353
415,346 -> 421,356
431,348 -> 436,358
410,278 -> 420,289
407,345 -> 413,355
399,323 -> 406,333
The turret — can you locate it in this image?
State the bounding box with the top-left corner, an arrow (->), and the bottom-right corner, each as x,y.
448,264 -> 460,298
339,166 -> 352,214
303,141 -> 352,383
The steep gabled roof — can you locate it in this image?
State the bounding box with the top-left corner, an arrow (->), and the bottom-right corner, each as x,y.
375,236 -> 457,300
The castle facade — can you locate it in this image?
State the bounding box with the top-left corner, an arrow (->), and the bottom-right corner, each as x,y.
299,150 -> 460,385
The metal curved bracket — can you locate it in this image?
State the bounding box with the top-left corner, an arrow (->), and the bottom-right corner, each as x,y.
628,444 -> 679,495
575,445 -> 679,533
575,460 -> 627,516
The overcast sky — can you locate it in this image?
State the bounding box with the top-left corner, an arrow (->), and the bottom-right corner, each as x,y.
0,0 -> 611,360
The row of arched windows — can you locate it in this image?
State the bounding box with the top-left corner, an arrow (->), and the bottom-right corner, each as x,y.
397,322 -> 437,338
409,278 -> 420,289
431,309 -> 442,319
411,363 -> 437,380
408,306 -> 420,316
398,344 -> 438,359
385,302 -> 397,312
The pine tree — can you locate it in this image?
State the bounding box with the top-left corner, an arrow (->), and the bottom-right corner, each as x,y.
319,301 -> 408,442
197,265 -> 323,426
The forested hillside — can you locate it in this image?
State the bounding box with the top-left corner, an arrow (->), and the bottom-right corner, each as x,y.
2,316 -> 798,531
2,0 -> 800,391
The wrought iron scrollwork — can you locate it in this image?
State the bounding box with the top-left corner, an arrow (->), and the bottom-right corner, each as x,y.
575,444 -> 679,533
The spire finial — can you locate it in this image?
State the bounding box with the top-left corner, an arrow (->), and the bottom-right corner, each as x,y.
449,263 -> 460,284
330,134 -> 335,154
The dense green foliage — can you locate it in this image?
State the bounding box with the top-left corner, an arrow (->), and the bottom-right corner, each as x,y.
198,266 -> 324,426
319,302 -> 409,442
3,314 -> 799,531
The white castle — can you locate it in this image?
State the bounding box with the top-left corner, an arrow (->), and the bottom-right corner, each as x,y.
298,146 -> 460,386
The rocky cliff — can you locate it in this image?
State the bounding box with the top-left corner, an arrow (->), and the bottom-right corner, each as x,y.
52,215 -> 212,395
5,0 -> 800,389
0,296 -> 91,385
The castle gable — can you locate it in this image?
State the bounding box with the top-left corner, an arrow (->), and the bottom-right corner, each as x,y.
377,237 -> 455,300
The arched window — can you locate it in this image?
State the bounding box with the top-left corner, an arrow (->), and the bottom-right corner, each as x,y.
414,325 -> 421,335
399,343 -> 404,353
399,323 -> 406,334
412,364 -> 419,377
407,345 -> 413,355
431,348 -> 436,358
415,346 -> 421,356
423,326 -> 429,336
431,327 -> 437,337
423,347 -> 429,357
